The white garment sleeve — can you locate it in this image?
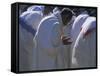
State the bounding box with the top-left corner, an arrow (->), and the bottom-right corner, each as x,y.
46,22 -> 64,58
51,22 -> 62,47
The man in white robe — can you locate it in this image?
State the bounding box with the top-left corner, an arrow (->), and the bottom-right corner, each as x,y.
53,8 -> 75,68
72,16 -> 96,68
19,6 -> 43,71
34,8 -> 73,70
63,14 -> 76,68
71,13 -> 89,67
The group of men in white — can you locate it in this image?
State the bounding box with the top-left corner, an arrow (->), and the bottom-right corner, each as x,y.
19,5 -> 96,71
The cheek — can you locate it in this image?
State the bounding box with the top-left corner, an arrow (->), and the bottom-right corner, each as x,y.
65,19 -> 68,23
64,17 -> 68,22
63,18 -> 66,22
64,19 -> 68,24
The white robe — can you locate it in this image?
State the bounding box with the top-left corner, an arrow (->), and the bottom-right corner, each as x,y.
72,16 -> 96,68
19,10 -> 43,71
34,13 -> 65,70
71,13 -> 89,67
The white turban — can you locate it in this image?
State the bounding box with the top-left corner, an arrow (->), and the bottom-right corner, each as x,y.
27,5 -> 44,12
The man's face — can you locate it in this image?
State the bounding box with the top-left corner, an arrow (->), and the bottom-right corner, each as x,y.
62,16 -> 68,25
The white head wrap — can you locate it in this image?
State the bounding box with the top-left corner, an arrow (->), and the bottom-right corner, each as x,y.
27,5 -> 44,12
